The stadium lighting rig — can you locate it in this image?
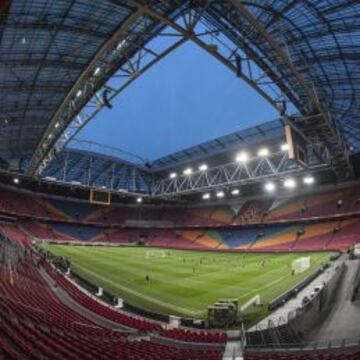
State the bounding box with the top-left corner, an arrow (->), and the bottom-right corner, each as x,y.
13,178 -> 19,184
216,191 -> 225,198
152,136 -> 328,197
136,197 -> 143,203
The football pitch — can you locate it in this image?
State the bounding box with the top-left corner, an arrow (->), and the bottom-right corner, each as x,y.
42,244 -> 332,326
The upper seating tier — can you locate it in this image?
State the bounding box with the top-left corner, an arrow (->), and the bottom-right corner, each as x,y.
1,183 -> 360,227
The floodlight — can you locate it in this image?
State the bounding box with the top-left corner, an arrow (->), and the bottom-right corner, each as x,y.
199,164 -> 208,171
281,143 -> 289,151
117,39 -> 127,51
54,122 -> 60,129
216,191 -> 225,198
169,172 -> 177,179
13,178 -> 19,184
94,67 -> 101,76
257,148 -> 269,157
202,193 -> 211,200
136,197 -> 143,203
231,189 -> 240,196
284,178 -> 297,189
183,168 -> 192,175
76,90 -> 82,98
303,175 -> 315,185
236,152 -> 249,163
264,182 -> 276,192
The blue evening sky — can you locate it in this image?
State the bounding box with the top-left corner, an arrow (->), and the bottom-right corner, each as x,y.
76,41 -> 277,161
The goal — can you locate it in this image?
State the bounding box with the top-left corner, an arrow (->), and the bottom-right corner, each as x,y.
291,256 -> 311,275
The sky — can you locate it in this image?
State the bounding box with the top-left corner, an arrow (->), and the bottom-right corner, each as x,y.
76,40 -> 278,161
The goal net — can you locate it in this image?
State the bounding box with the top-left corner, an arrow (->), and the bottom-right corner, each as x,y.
291,256 -> 311,275
145,250 -> 168,259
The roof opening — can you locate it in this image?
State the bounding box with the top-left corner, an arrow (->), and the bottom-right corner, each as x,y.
75,40 -> 278,160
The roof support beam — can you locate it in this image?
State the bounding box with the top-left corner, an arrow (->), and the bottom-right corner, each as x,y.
221,0 -> 352,177
26,7 -> 146,176
151,151 -> 329,197
32,35 -> 188,176
126,0 -> 283,110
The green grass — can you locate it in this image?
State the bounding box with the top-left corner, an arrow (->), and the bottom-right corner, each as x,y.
42,244 -> 332,326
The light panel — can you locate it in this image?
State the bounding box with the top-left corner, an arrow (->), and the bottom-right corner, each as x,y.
257,148 -> 269,157
202,193 -> 211,200
303,175 -> 315,185
236,151 -> 249,163
264,182 -> 276,192
284,178 -> 297,189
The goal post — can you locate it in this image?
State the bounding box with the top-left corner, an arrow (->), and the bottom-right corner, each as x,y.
240,294 -> 261,312
291,256 -> 311,275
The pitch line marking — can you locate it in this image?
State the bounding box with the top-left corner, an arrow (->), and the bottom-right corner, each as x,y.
72,263 -> 289,316
72,263 -> 202,316
236,273 -> 290,301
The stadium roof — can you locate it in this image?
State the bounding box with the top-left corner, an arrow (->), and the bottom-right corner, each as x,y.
150,119 -> 284,171
0,0 -> 360,184
0,0 -> 177,170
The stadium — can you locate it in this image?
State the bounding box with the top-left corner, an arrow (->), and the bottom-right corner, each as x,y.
0,0 -> 360,359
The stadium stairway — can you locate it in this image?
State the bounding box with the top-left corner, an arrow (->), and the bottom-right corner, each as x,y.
222,330 -> 244,360
306,258 -> 360,342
